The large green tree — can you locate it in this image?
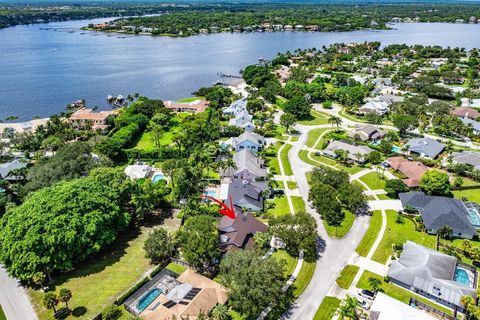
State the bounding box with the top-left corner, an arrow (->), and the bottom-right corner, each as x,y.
283,95 -> 312,120
176,215 -> 221,272
0,176 -> 130,283
420,170 -> 451,195
218,250 -> 285,318
144,228 -> 175,264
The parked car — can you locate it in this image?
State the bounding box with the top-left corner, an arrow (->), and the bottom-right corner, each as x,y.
358,289 -> 375,300
357,298 -> 371,310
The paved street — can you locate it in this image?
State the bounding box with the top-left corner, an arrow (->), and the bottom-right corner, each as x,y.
0,266 -> 37,320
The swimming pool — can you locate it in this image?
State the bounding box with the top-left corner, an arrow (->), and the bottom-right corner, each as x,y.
151,173 -> 165,183
454,267 -> 472,287
391,145 -> 401,153
137,288 -> 162,312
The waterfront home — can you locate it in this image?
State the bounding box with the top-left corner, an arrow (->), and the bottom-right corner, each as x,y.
218,212 -> 267,251
469,16 -> 478,24
210,26 -> 219,33
125,268 -> 228,320
461,117 -> 480,135
232,132 -> 266,154
220,179 -> 267,212
124,164 -> 153,180
284,25 -> 293,31
348,124 -> 386,143
306,25 -> 319,31
323,140 -> 373,163
273,24 -> 283,31
455,19 -> 466,24
452,105 -> 480,119
276,65 -> 290,84
450,151 -> 480,170
370,292 -> 436,320
358,100 -> 389,115
387,241 -> 477,313
0,159 -> 29,180
294,25 -> 304,31
223,98 -> 247,116
391,17 -> 403,23
68,107 -> 118,131
221,149 -> 267,181
164,100 -> 209,113
405,137 -> 445,159
399,191 -> 478,238
387,157 -> 429,188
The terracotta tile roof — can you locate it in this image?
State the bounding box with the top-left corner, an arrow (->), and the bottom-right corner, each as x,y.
69,108 -> 118,121
387,157 -> 429,187
451,107 -> 480,119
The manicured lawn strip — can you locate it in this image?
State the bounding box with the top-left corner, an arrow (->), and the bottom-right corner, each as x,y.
287,181 -> 298,189
358,172 -> 387,190
323,210 -> 355,238
313,297 -> 341,320
266,196 -> 291,217
310,153 -> 339,167
291,136 -> 299,142
280,144 -> 293,176
166,262 -> 187,275
452,178 -> 480,203
336,265 -> 359,289
176,96 -> 203,103
377,193 -> 393,200
272,250 -> 298,278
371,210 -> 436,264
0,305 -> 6,320
28,229 -> 153,320
357,271 -> 453,316
306,128 -> 331,148
267,142 -> 283,175
299,150 -> 322,167
298,111 -> 329,126
291,196 -> 306,214
356,211 -> 382,256
293,261 -> 316,297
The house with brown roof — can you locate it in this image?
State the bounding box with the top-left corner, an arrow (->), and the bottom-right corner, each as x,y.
163,100 -> 209,113
218,212 -> 268,251
348,124 -> 386,142
451,107 -> 480,120
68,107 -> 118,131
387,157 -> 429,187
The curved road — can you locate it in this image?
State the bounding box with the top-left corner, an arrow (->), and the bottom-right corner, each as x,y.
284,123 -> 370,320
0,266 -> 37,320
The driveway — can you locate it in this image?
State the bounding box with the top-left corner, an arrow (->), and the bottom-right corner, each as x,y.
283,124 -> 370,320
0,266 -> 37,320
367,199 -> 402,211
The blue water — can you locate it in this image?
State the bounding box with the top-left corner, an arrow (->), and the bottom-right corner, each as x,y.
204,190 -> 217,197
391,145 -> 401,153
151,173 -> 165,183
2,20 -> 480,120
137,288 -> 162,311
454,267 -> 471,287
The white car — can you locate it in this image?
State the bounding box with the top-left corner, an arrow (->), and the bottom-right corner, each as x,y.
357,298 -> 371,310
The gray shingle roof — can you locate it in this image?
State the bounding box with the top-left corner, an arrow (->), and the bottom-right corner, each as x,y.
323,140 -> 373,161
388,241 -> 476,306
0,159 -> 28,179
451,151 -> 480,170
227,180 -> 267,211
231,149 -> 267,178
233,132 -> 266,147
399,191 -> 477,236
406,138 -> 445,158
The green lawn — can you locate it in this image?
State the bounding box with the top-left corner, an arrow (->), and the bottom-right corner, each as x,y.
28,228 -> 153,320
452,178 -> 480,203
266,195 -> 291,217
0,305 -> 6,320
280,144 -> 293,176
166,262 -> 187,275
306,128 -> 332,148
324,210 -> 355,238
313,297 -> 341,320
357,271 -> 453,316
299,150 -> 321,167
266,142 -> 283,175
377,193 -> 394,200
293,261 -> 316,297
298,110 -> 329,126
356,211 -> 382,256
291,196 -> 306,214
372,210 -> 436,264
336,265 -> 359,289
272,250 -> 298,278
135,126 -> 180,150
358,172 -> 387,190
176,96 -> 203,103
287,181 -> 298,189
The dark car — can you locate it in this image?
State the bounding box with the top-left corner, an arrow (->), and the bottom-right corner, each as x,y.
358,289 -> 375,300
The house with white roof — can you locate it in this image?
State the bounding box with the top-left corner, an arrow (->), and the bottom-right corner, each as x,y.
223,98 -> 247,116
370,292 -> 436,320
232,132 -> 266,154
229,110 -> 255,132
358,101 -> 389,115
124,164 -> 153,180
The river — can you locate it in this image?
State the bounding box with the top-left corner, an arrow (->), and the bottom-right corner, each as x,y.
1,18 -> 480,120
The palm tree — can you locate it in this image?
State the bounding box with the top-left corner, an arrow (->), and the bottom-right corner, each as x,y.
328,115 -> 342,128
222,158 -> 237,178
354,152 -> 364,163
43,292 -> 59,314
461,295 -> 475,316
58,288 -> 72,310
210,304 -> 229,320
462,239 -> 472,256
337,295 -> 359,320
436,225 -> 453,250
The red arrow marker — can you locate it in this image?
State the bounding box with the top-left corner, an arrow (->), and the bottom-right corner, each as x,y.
201,195 -> 236,219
